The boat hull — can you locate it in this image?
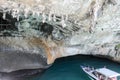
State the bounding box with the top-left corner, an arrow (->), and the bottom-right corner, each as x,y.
80,66 -> 98,80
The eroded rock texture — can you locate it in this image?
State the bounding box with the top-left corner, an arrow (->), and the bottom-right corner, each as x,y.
0,0 -> 120,72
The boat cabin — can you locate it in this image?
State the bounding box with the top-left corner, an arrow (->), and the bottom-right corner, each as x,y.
95,68 -> 120,80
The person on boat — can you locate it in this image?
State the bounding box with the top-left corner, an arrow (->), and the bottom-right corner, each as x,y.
111,77 -> 116,80
99,74 -> 105,80
85,66 -> 91,71
99,75 -> 102,80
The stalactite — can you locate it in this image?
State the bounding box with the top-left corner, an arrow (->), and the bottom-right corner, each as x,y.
17,15 -> 20,21
32,11 -> 36,17
24,8 -> 29,18
61,16 -> 66,28
12,10 -> 16,18
36,11 -> 40,17
93,0 -> 100,22
48,12 -> 52,21
65,14 -> 68,21
16,9 -> 20,21
2,12 -> 6,20
53,14 -> 56,22
42,13 -> 46,23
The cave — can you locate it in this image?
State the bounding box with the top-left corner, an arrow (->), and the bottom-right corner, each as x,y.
0,12 -> 18,36
40,23 -> 53,37
0,0 -> 120,80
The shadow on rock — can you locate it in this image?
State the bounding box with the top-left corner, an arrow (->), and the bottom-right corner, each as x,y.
0,68 -> 47,80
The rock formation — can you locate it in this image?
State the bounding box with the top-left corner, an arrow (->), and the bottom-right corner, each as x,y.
0,0 -> 120,72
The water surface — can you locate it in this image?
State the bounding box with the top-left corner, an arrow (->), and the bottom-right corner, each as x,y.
31,55 -> 120,80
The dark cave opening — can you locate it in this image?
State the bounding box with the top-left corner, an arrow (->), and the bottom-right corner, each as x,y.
40,23 -> 53,37
0,12 -> 18,36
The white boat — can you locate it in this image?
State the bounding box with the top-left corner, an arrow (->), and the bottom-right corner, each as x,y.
81,65 -> 120,80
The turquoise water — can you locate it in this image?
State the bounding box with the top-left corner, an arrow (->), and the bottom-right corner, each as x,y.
31,55 -> 120,80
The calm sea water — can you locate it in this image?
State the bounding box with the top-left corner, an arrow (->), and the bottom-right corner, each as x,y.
30,55 -> 120,80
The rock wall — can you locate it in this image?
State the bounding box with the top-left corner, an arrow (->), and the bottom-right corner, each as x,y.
0,0 -> 120,72
0,37 -> 51,72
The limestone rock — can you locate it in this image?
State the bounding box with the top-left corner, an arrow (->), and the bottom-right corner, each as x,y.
0,0 -> 120,72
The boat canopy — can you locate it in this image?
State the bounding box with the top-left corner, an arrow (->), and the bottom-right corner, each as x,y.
96,68 -> 120,78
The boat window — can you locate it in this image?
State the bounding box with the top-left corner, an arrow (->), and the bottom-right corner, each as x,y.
92,71 -> 97,76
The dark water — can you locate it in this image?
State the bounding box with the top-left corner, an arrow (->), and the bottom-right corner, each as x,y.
30,55 -> 120,80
